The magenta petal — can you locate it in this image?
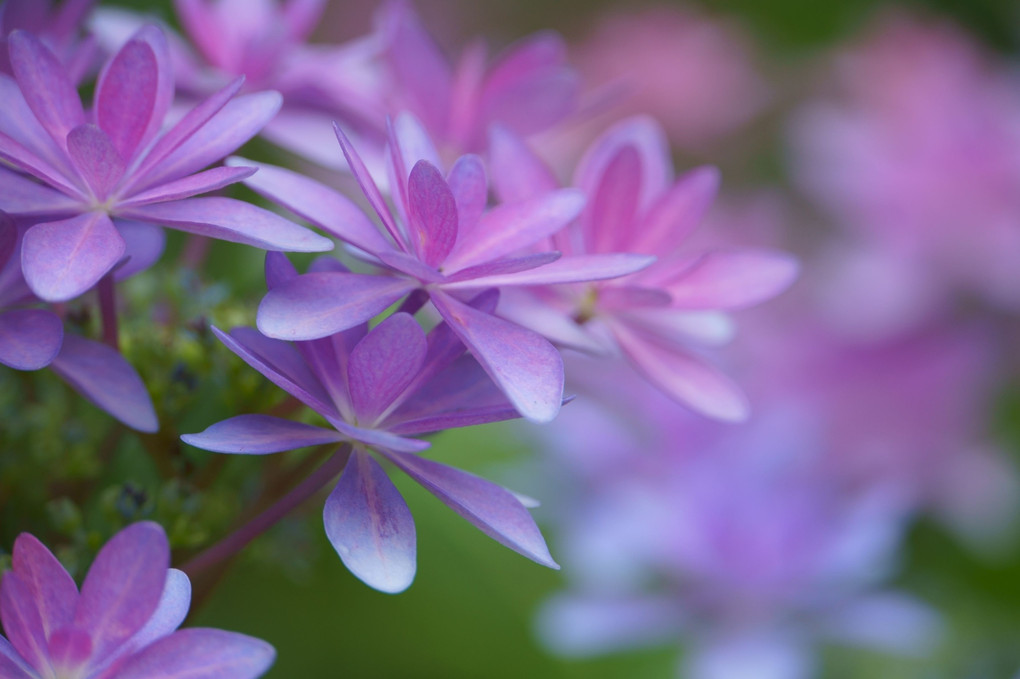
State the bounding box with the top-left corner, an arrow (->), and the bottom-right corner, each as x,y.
121,197 -> 334,253
382,449 -> 558,568
21,212 -> 124,302
257,272 -> 416,341
444,188 -> 585,272
0,309 -> 63,370
348,313 -> 427,424
574,116 -> 673,212
632,166 -> 719,253
73,522 -> 169,661
47,627 -> 91,671
8,31 -> 85,146
487,124 -> 558,204
95,37 -> 158,161
0,573 -> 49,675
443,253 -> 653,289
446,154 -> 487,235
431,290 -> 563,423
666,250 -> 800,310
11,534 -> 77,639
226,157 -> 391,255
586,146 -> 641,253
112,628 -> 275,679
324,450 -> 417,594
407,160 -> 458,267
49,334 -> 159,432
182,415 -> 343,455
0,636 -> 35,679
66,124 -> 125,199
0,166 -> 80,216
120,166 -> 256,208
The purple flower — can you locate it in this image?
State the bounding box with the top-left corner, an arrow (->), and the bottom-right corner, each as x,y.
0,0 -> 97,82
0,215 -> 157,431
239,114 -> 651,422
0,522 -> 275,679
489,116 -> 798,421
183,253 -> 557,593
0,25 -> 332,303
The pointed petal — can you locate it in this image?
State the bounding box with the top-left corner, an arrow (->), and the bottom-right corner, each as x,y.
329,419 -> 430,454
0,129 -> 82,196
443,253 -> 653,289
21,212 -> 124,302
0,72 -> 75,178
488,124 -> 558,204
73,522 -> 169,660
11,534 -> 77,640
430,290 -> 563,423
112,628 -> 275,679
8,30 -> 85,146
348,313 -> 426,424
182,415 -> 343,455
120,197 -> 334,253
444,252 -> 559,282
382,448 -> 557,568
0,309 -> 62,370
264,251 -> 298,290
324,450 -> 417,593
447,154 -> 487,235
632,166 -> 719,253
391,112 -> 442,180
256,272 -> 415,341
332,123 -> 404,248
0,573 -> 49,676
666,250 -> 799,310
586,146 -> 641,253
0,165 -> 80,216
0,635 -> 35,679
49,334 -> 159,432
444,189 -> 585,272
407,160 -> 457,267
94,36 -> 159,160
226,157 -> 391,255
66,124 -> 125,199
120,166 -> 256,208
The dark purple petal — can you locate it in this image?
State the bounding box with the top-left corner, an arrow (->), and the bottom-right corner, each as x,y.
182,415 -> 343,455
49,334 -> 159,432
382,449 -> 558,568
11,534 -> 77,640
21,212 -> 124,302
0,216 -> 14,270
407,161 -> 458,267
8,30 -> 85,147
348,313 -> 426,424
227,157 -> 391,255
0,309 -> 62,370
665,250 -> 800,310
586,146 -> 641,253
443,189 -> 584,273
257,272 -> 416,341
323,450 -> 416,593
66,124 -> 125,199
430,290 -> 563,423
446,154 -> 487,235
0,635 -> 35,679
112,220 -> 166,281
487,124 -> 558,204
332,123 -> 405,248
0,166 -> 80,216
120,197 -> 333,253
73,523 -> 169,661
95,37 -> 159,161
443,253 -> 653,289
0,573 -> 49,674
112,628 -> 275,679
120,166 -> 256,208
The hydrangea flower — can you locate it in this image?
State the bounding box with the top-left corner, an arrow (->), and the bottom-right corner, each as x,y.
183,253 -> 557,593
239,114 -> 651,422
0,522 -> 275,679
0,0 -> 97,82
0,25 -> 332,303
0,215 -> 157,432
489,116 -> 798,421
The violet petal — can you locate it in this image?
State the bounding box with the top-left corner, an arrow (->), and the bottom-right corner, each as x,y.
112,628 -> 275,679
348,313 -> 427,424
8,30 -> 85,147
21,212 -> 124,303
0,309 -> 63,370
11,533 -> 77,639
0,573 -> 50,675
182,415 -> 344,455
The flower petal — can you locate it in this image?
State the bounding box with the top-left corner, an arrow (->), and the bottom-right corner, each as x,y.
0,165 -> 80,216
94,35 -> 159,161
382,449 -> 558,568
0,573 -> 50,675
443,253 -> 653,289
665,250 -> 799,310
0,635 -> 35,679
66,124 -> 125,199
446,153 -> 487,235
11,534 -> 77,640
323,450 -> 417,594
407,160 -> 458,267
120,166 -> 256,208
631,166 -> 719,254
348,313 -> 426,424
113,219 -> 166,281
123,569 -> 192,651
0,309 -> 63,370
21,212 -> 125,302
487,123 -> 558,204
182,415 -> 343,455
332,123 -> 404,248
112,628 -> 275,679
49,334 -> 159,432
8,30 -> 85,147
257,272 -> 415,341
585,146 -> 641,253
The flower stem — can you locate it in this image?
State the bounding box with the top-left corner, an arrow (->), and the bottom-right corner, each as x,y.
182,445 -> 351,577
97,275 -> 119,350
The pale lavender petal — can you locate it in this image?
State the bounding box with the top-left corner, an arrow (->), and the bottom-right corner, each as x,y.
537,595 -> 680,657
430,290 -> 563,423
182,415 -> 343,455
125,569 -> 191,649
374,249 -> 443,283
94,37 -> 158,161
0,310 -> 62,370
0,166 -> 80,216
443,189 -> 585,272
11,534 -> 77,639
390,111 -> 442,186
348,313 -> 426,424
597,286 -> 671,311
257,272 -> 415,341
632,166 -> 719,254
113,220 -> 166,281
666,250 -> 799,310
0,130 -> 82,196
8,31 -> 85,146
443,253 -> 653,289
324,450 -> 417,593
226,157 -> 391,255
621,308 -> 734,347
0,72 -> 73,176
487,124 -> 558,204
382,448 -> 558,568
685,632 -> 813,679
0,574 -> 49,675
333,123 -> 404,248
586,146 -> 641,253
73,522 -> 168,661
49,334 -> 159,432
120,197 -> 334,253
120,166 -> 256,208
407,160 -> 457,267
212,327 -> 335,416
21,212 -> 124,302
112,628 -> 275,679
444,252 -> 559,282
0,636 -> 35,679
612,321 -> 749,422
66,124 -> 125,199
446,154 -> 487,235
